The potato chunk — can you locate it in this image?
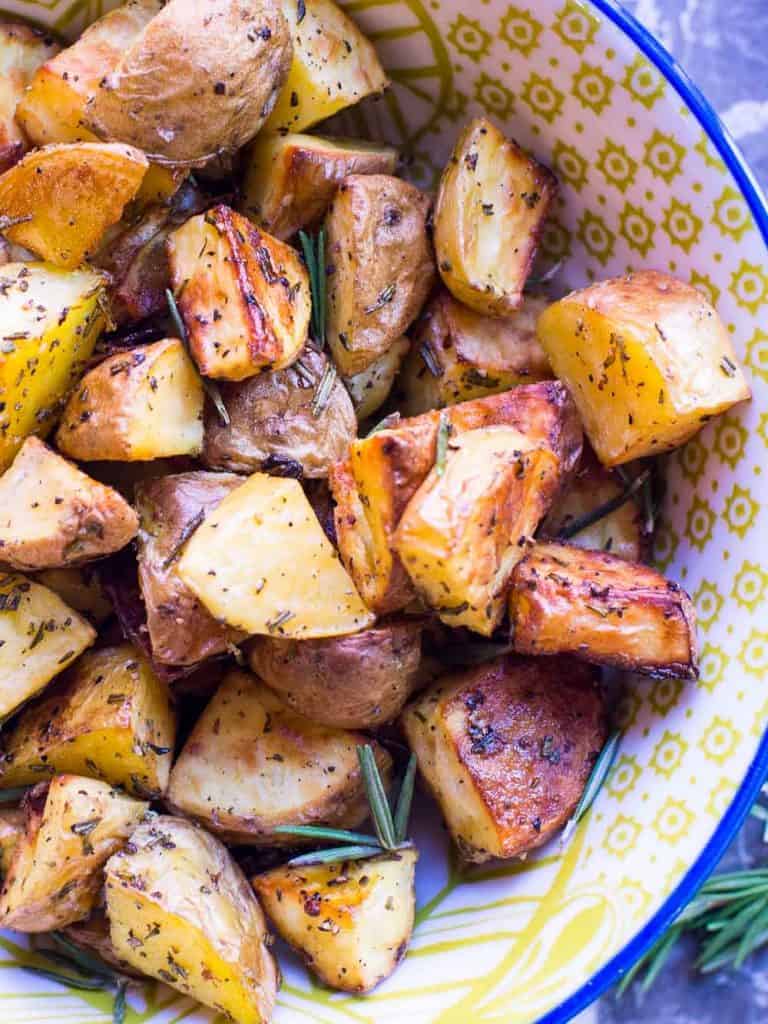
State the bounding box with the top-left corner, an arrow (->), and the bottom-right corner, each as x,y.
537,271 -> 750,465
326,174 -> 435,376
167,670 -> 392,843
402,655 -> 605,862
509,541 -> 698,678
434,117 -> 557,316
56,338 -> 204,461
0,776 -> 147,932
64,910 -> 141,976
0,262 -> 107,472
0,643 -> 175,797
0,23 -> 59,173
106,816 -> 278,1024
167,205 -> 310,380
34,568 -> 113,625
178,473 -> 374,639
0,808 -> 23,875
400,290 -> 552,414
0,437 -> 138,570
344,337 -> 410,421
0,573 -> 95,721
254,847 -> 417,992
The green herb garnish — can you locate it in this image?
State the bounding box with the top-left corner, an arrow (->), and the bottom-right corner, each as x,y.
299,228 -> 326,347
560,729 -> 621,846
165,288 -> 230,426
557,468 -> 651,541
436,409 -> 451,477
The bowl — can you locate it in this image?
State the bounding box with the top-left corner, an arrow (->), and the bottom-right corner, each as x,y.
1,0 -> 767,1021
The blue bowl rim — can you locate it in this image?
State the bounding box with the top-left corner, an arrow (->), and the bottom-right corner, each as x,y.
540,2 -> 768,1021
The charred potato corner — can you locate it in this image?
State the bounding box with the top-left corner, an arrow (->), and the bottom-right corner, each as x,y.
0,0 -> 753,1015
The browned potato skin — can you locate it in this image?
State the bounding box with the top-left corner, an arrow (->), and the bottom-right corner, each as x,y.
0,23 -> 59,173
326,174 -> 436,376
402,655 -> 605,862
135,471 -> 246,666
202,346 -> 356,478
34,568 -> 113,625
64,909 -> 143,977
248,617 -> 424,729
509,541 -> 698,678
0,808 -> 23,876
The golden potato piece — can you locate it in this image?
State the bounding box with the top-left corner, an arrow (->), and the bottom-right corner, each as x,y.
0,23 -> 59,173
0,808 -> 23,875
0,775 -> 147,932
64,910 -> 142,976
0,572 -> 95,721
241,132 -> 397,240
254,847 -> 418,993
402,655 -> 605,862
167,670 -> 392,844
536,270 -> 751,465
0,643 -> 175,798
167,205 -> 310,380
34,568 -> 113,625
105,815 -> 278,1024
56,338 -> 204,461
434,117 -> 557,316
509,541 -> 698,678
178,473 -> 374,639
344,337 -> 409,421
0,262 -> 107,472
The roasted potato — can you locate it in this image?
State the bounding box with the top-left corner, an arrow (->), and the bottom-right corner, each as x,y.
0,643 -> 175,797
434,117 -> 557,316
135,471 -> 245,666
0,775 -> 147,932
0,808 -> 23,875
325,174 -> 435,376
105,815 -> 278,1023
64,909 -> 142,976
399,290 -> 552,415
402,655 -> 605,862
33,569 -> 113,626
56,338 -> 204,461
0,572 -> 95,721
509,541 -> 698,678
167,205 -> 310,380
202,346 -> 355,478
178,473 -> 375,639
0,437 -> 138,570
536,271 -> 751,465
241,132 -> 397,240
344,337 -> 410,421
0,262 -> 107,472
248,617 -> 424,728
254,847 -> 418,993
263,0 -> 388,133
0,23 -> 59,173
167,670 -> 392,843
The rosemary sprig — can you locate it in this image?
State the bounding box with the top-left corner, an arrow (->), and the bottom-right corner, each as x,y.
287,844 -> 385,867
358,744 -> 397,849
273,825 -> 381,846
557,469 -> 651,541
165,288 -> 229,426
299,228 -> 326,347
560,729 -> 621,847
394,752 -> 418,844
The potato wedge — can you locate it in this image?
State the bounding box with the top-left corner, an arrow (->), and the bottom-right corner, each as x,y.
344,337 -> 410,421
254,847 -> 417,992
509,541 -> 698,678
0,23 -> 59,173
0,572 -> 95,721
167,670 -> 392,843
400,290 -> 552,415
33,569 -> 113,625
0,775 -> 147,932
434,117 -> 557,316
64,909 -> 142,976
0,643 -> 175,797
264,0 -> 388,133
248,617 -> 424,728
0,437 -> 138,570
402,655 -> 605,862
536,270 -> 751,465
0,808 -> 23,876
56,338 -> 204,461
0,262 -> 107,472
326,175 -> 435,376
241,132 -> 397,240
178,473 -> 374,639
167,205 -> 310,380
202,346 -> 355,478
135,471 -> 245,666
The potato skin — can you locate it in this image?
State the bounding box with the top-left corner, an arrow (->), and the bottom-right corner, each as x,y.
402,655 -> 606,862
33,568 -> 113,625
344,337 -> 410,421
0,808 -> 23,876
0,23 -> 59,173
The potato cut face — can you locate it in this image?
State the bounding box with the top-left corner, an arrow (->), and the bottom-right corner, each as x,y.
0,262 -> 107,471
254,847 -> 418,993
105,816 -> 278,1024
402,656 -> 605,862
167,205 -> 310,380
434,117 -> 557,316
0,23 -> 59,173
0,643 -> 175,797
178,473 -> 374,638
0,573 -> 95,721
56,338 -> 204,461
0,775 -> 147,932
536,270 -> 751,465
167,670 -> 392,843
0,437 -> 138,570
344,337 -> 409,421
509,541 -> 698,678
